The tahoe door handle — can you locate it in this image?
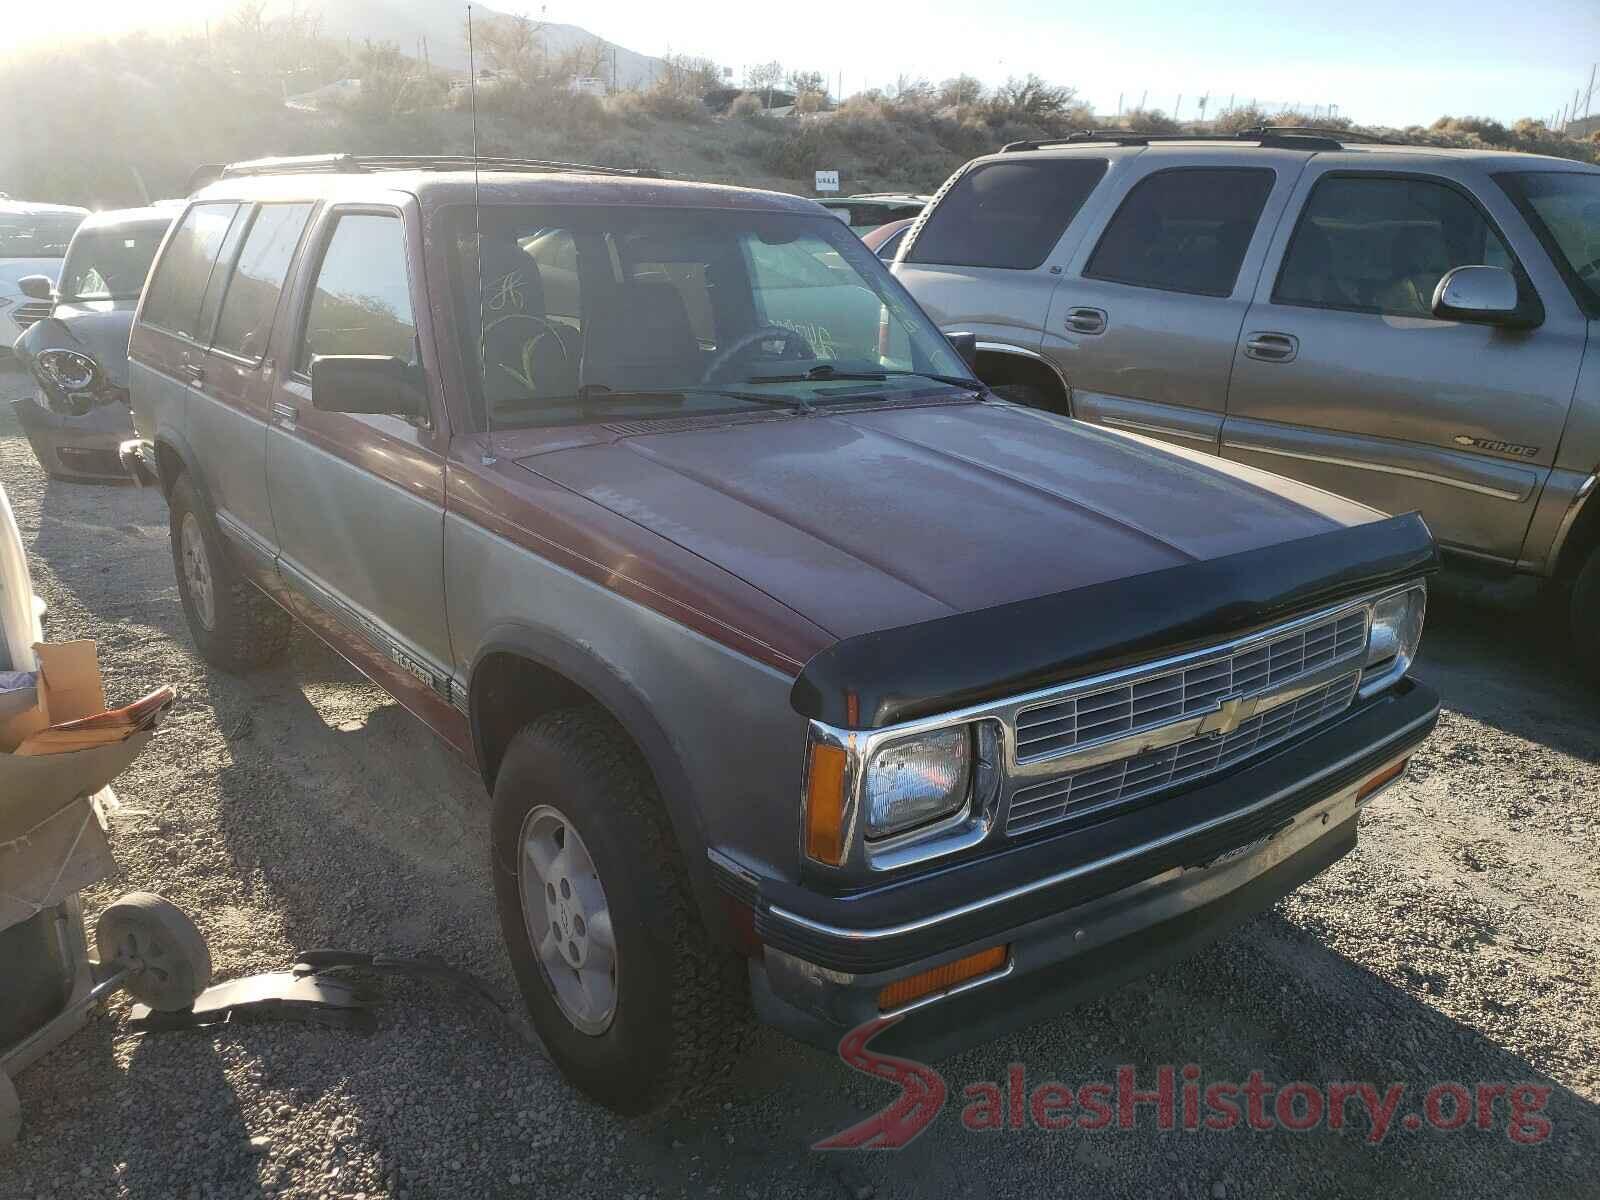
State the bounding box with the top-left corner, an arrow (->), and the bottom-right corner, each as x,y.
1244,332 -> 1299,362
1065,307 -> 1108,335
180,362 -> 205,383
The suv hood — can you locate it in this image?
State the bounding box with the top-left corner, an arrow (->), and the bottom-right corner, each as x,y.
520,400 -> 1383,642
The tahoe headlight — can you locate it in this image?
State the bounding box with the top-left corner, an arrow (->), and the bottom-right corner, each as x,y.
1360,584 -> 1426,696
863,726 -> 971,839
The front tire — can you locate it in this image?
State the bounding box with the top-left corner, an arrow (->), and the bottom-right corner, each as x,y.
1570,546 -> 1600,679
491,707 -> 748,1114
168,473 -> 290,671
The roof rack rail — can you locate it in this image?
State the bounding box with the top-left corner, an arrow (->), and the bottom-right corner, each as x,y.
1001,126 -> 1389,153
213,153 -> 656,181
1241,125 -> 1393,146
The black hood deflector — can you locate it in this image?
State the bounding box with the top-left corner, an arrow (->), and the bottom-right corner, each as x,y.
790,512 -> 1438,730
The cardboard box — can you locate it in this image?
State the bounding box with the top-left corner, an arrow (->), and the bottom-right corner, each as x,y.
0,641 -> 146,934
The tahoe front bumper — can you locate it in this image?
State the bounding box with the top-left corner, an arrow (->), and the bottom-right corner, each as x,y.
12,396 -> 134,483
719,678 -> 1438,1058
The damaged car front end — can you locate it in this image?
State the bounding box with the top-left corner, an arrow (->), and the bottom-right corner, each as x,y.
11,208 -> 175,482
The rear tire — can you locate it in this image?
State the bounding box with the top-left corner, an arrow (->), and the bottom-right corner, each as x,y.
491,706 -> 748,1114
169,473 -> 290,672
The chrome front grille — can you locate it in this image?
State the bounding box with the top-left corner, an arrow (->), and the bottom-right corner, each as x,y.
1014,609 -> 1367,762
1007,672 -> 1360,834
12,301 -> 50,331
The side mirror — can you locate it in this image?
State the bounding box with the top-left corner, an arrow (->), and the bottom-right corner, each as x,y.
946,330 -> 979,370
310,354 -> 427,420
17,275 -> 52,302
1431,265 -> 1524,326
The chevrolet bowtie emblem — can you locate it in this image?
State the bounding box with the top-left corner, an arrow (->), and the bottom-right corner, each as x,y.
1197,695 -> 1260,738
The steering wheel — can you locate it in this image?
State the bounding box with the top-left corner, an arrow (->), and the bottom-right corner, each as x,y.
701,325 -> 814,383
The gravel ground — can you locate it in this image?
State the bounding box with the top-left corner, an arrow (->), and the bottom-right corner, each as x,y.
0,372 -> 1596,1199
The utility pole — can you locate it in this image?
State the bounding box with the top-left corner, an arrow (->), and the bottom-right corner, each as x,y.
1175,93 -> 1182,120
1584,62 -> 1597,124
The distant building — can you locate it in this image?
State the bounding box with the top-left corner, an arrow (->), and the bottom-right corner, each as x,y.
1568,114 -> 1600,139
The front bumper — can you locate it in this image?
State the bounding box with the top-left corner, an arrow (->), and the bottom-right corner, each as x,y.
12,396 -> 134,483
727,678 -> 1438,1057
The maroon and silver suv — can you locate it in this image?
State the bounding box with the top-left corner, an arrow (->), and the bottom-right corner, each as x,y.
124,154 -> 1438,1113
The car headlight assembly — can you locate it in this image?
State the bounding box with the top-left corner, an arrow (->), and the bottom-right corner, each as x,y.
863,727 -> 972,840
1360,585 -> 1426,696
35,348 -> 100,394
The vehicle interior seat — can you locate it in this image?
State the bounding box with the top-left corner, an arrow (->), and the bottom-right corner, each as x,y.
475,235 -> 581,411
580,280 -> 703,393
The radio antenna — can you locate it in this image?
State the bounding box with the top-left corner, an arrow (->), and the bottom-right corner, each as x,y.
467,4 -> 493,464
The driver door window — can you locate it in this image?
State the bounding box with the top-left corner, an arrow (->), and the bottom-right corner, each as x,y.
743,237 -> 887,365
1274,175 -> 1518,317
298,213 -> 417,370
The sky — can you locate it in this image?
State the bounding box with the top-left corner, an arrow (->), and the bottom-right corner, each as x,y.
7,0 -> 1599,130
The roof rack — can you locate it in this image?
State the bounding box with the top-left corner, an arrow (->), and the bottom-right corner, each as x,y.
1002,126 -> 1391,153
211,153 -> 656,181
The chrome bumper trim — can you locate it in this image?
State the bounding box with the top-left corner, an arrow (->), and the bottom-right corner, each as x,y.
769,705 -> 1433,943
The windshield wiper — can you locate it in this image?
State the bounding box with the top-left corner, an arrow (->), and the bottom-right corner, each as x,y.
746,365 -> 986,394
574,384 -> 813,414
747,365 -> 887,383
881,370 -> 987,391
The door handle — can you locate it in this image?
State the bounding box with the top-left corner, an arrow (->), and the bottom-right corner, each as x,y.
180,362 -> 205,383
1243,332 -> 1299,363
1065,307 -> 1108,335
272,400 -> 298,426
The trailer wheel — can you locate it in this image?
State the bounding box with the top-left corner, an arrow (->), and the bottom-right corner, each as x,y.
96,892 -> 212,1012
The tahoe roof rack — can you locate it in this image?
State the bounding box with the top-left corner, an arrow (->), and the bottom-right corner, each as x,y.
197,153 -> 655,189
1001,126 -> 1393,153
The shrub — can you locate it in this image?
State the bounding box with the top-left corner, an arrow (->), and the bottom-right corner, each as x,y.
729,92 -> 763,119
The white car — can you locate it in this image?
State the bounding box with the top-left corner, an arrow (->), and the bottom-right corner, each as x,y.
0,201 -> 89,362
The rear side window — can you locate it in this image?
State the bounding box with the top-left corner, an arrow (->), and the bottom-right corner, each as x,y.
140,202 -> 240,339
1275,174 -> 1519,317
906,158 -> 1107,270
298,212 -> 416,371
212,203 -> 313,360
1085,168 -> 1274,297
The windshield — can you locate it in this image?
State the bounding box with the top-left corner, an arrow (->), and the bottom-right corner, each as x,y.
446,205 -> 971,429
1497,171 -> 1600,315
57,220 -> 170,301
0,212 -> 84,259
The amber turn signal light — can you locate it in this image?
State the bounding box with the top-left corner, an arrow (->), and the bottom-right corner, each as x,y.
877,945 -> 1008,1012
805,743 -> 849,865
1357,757 -> 1409,803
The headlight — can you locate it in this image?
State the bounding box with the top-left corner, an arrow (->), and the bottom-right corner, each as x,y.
1360,585 -> 1426,696
35,348 -> 99,393
862,727 -> 971,839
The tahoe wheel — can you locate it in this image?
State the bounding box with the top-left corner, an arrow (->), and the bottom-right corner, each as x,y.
1570,545 -> 1600,679
491,706 -> 748,1114
169,474 -> 290,672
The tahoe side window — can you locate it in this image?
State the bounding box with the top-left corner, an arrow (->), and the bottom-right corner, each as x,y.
141,202 -> 240,340
1274,175 -> 1517,317
212,203 -> 313,360
906,158 -> 1107,270
298,212 -> 417,371
1085,168 -> 1274,297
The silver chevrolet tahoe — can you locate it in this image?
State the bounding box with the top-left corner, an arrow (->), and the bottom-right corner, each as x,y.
125,153 -> 1438,1114
893,129 -> 1600,669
